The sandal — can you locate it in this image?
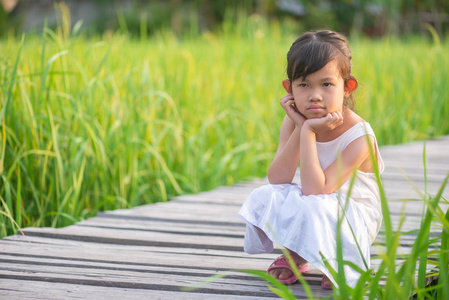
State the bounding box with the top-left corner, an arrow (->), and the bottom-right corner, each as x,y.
267,255 -> 308,284
321,275 -> 333,290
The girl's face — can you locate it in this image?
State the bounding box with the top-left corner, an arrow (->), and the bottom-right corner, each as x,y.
288,60 -> 346,119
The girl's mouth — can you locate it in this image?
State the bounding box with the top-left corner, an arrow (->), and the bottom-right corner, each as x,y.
308,105 -> 324,112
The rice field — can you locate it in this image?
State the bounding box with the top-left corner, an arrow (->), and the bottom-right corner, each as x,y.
0,17 -> 448,238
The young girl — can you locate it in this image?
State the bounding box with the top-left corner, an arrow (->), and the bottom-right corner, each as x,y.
238,30 -> 384,289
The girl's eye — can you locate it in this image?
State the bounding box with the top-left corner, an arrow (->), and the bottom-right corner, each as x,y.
299,83 -> 308,88
323,83 -> 332,87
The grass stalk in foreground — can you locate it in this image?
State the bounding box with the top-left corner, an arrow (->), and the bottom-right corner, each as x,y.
190,144 -> 448,299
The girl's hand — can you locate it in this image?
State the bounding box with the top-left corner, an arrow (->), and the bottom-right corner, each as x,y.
280,94 -> 306,127
304,111 -> 343,133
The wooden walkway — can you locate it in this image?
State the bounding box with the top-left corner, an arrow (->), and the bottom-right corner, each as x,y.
1,136 -> 448,299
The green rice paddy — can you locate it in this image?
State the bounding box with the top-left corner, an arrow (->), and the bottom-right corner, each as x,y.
0,17 -> 448,238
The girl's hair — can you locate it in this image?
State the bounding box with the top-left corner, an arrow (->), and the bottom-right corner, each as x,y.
286,30 -> 357,107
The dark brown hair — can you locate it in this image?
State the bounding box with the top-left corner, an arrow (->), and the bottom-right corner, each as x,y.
286,30 -> 357,107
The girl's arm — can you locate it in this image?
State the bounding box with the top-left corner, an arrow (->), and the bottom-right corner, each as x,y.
267,116 -> 301,184
268,91 -> 306,184
267,91 -> 307,184
300,113 -> 373,195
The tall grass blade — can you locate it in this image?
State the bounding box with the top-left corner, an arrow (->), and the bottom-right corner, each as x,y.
402,173 -> 449,299
437,207 -> 449,300
282,249 -> 314,299
364,133 -> 399,299
425,24 -> 441,46
0,35 -> 24,124
423,142 -> 427,198
15,166 -> 22,227
181,269 -> 297,299
417,143 -> 429,300
365,134 -> 392,242
0,193 -> 25,238
238,270 -> 297,299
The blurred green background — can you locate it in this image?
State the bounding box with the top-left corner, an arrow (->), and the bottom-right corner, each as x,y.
1,0 -> 449,38
0,0 -> 448,237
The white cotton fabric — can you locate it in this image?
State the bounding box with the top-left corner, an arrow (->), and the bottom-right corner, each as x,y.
238,122 -> 384,288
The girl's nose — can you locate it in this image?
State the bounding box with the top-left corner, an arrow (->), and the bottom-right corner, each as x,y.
308,89 -> 322,101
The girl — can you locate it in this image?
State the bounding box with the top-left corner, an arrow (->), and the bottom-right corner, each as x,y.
238,30 -> 384,289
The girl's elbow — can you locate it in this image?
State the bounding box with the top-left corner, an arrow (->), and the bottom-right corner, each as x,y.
267,168 -> 293,184
301,188 -> 320,196
268,176 -> 292,185
267,172 -> 293,184
302,185 -> 336,196
267,170 -> 275,184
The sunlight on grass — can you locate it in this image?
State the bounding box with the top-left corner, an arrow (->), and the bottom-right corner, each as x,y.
0,16 -> 448,241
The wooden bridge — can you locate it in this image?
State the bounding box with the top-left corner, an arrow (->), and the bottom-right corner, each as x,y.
1,136 -> 448,299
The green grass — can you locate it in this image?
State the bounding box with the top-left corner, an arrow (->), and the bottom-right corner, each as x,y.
244,176 -> 449,299
0,17 -> 448,238
193,145 -> 449,299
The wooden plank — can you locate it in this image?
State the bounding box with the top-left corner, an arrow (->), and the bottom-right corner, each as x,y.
0,237 -> 333,299
0,239 -> 428,298
6,222 -> 429,258
138,201 -> 245,213
4,221 -> 431,267
0,252 -> 330,299
381,182 -> 449,200
6,223 -> 434,262
96,212 -> 246,229
0,279 -> 282,300
76,214 -> 441,240
76,218 -> 245,237
381,159 -> 449,169
387,199 -> 449,214
22,225 -> 424,258
0,238 -> 282,270
382,171 -> 449,183
0,268 -> 325,299
380,136 -> 449,201
79,211 -> 442,251
101,203 -> 245,224
0,136 -> 447,299
17,226 -> 246,252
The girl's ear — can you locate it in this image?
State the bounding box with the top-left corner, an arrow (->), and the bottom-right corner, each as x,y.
282,79 -> 292,93
344,77 -> 358,96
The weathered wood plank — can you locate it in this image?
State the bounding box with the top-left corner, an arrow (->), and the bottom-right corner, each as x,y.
76,218 -> 245,237
0,279 -> 282,300
0,238 -> 281,270
8,222 -> 432,258
0,269 -> 324,299
0,136 -> 447,299
17,226 -> 246,252
102,205 -> 244,224
0,237 -> 332,299
77,212 -> 439,238
0,251 -> 330,299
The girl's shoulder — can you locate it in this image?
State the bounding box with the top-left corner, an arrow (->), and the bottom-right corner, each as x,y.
340,111 -> 369,135
343,110 -> 374,137
344,110 -> 365,127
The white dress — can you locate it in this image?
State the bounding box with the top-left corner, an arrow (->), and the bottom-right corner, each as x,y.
238,122 -> 384,288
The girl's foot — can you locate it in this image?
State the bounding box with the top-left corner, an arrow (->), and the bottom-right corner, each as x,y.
267,253 -> 308,284
321,275 -> 333,290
